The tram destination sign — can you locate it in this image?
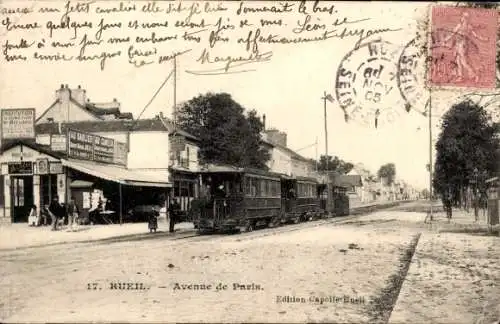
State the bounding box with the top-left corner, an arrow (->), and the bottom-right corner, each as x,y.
67,129 -> 126,166
1,108 -> 35,139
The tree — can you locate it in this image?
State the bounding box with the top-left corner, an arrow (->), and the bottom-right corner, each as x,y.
176,92 -> 270,169
377,163 -> 396,185
311,155 -> 354,174
433,100 -> 500,205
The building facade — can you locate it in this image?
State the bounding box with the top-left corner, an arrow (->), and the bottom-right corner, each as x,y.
0,85 -> 200,225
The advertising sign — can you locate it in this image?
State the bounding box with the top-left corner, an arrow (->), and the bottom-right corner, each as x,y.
8,161 -> 33,175
93,134 -> 114,164
1,108 -> 35,139
68,129 -> 94,161
50,135 -> 67,151
114,141 -> 128,166
67,129 -> 126,166
49,162 -> 63,174
36,158 -> 49,175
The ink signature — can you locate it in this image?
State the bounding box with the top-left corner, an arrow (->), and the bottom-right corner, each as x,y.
185,48 -> 273,75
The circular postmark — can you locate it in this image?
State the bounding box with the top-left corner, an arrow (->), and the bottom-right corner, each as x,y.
335,40 -> 403,128
397,33 -> 430,116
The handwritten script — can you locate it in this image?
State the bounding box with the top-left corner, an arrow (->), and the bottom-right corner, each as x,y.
0,0 -> 401,74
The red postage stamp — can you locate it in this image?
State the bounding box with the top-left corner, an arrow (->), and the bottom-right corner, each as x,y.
429,6 -> 498,89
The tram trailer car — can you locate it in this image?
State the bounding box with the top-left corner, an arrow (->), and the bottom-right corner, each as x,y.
193,167 -> 283,232
280,176 -> 325,224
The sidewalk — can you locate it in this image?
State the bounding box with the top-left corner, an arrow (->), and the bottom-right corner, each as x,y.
0,218 -> 194,250
389,207 -> 500,323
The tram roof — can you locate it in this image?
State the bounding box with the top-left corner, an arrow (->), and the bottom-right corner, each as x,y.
200,164 -> 283,179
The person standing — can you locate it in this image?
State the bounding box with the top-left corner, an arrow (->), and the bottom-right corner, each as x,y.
67,197 -> 80,232
48,197 -> 63,231
168,199 -> 180,233
28,205 -> 37,226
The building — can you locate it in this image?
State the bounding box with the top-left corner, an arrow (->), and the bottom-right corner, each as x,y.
0,85 -> 200,225
261,128 -> 316,179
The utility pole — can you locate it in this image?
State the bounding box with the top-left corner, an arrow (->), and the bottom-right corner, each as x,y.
323,92 -> 329,172
173,56 -> 177,131
428,90 -> 433,221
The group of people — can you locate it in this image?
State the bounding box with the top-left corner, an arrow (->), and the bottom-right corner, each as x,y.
28,196 -> 80,232
148,198 -> 181,234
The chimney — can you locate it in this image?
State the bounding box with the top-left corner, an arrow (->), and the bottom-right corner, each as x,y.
78,85 -> 81,89
159,112 -> 164,119
65,84 -> 69,88
262,114 -> 266,130
60,84 -> 64,89
113,98 -> 117,102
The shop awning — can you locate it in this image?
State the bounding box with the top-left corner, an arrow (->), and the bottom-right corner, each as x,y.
61,159 -> 172,188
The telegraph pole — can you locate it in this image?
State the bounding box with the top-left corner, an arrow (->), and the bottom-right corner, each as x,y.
428,90 -> 433,221
173,56 -> 177,131
322,91 -> 329,172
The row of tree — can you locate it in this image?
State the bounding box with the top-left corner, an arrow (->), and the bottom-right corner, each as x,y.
433,100 -> 500,207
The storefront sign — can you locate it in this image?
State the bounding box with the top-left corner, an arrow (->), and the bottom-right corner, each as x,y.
36,158 -> 49,175
1,108 -> 35,139
114,141 -> 127,166
66,129 -> 126,166
50,135 -> 67,151
93,134 -> 114,164
82,192 -> 91,209
49,162 -> 63,174
8,161 -> 33,175
68,129 -> 94,161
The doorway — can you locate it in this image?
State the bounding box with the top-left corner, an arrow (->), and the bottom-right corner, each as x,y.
11,176 -> 34,223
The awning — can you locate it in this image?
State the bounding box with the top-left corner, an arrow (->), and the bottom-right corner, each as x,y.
61,159 -> 172,188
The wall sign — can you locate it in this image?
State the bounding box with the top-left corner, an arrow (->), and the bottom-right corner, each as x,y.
67,129 -> 126,166
8,161 -> 33,175
1,108 -> 35,139
49,162 -> 63,174
36,158 -> 49,175
51,135 -> 67,151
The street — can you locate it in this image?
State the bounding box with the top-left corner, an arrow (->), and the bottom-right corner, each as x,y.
1,201 -> 499,323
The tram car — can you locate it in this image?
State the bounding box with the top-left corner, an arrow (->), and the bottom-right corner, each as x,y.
191,165 -> 333,233
193,166 -> 283,232
280,176 -> 326,223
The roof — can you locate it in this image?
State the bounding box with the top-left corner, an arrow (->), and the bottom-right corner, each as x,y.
0,139 -> 65,159
35,118 -> 198,141
62,159 -> 171,187
200,163 -> 282,179
261,137 -> 310,162
331,174 -> 363,188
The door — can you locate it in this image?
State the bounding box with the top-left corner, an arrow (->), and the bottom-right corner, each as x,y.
11,176 -> 34,223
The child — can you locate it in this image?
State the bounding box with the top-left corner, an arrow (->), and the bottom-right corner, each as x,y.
28,205 -> 37,226
148,211 -> 158,233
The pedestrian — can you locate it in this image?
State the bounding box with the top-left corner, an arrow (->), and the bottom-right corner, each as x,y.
444,191 -> 453,222
28,205 -> 37,226
168,199 -> 180,233
48,196 -> 63,231
67,196 -> 80,232
148,210 -> 158,233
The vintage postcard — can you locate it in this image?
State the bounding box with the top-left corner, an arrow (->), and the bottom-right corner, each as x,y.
0,1 -> 499,323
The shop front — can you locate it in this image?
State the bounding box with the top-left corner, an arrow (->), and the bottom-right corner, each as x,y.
61,159 -> 171,224
0,141 -> 65,224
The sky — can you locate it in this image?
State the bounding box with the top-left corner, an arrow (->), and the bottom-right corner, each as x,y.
0,0 -> 494,190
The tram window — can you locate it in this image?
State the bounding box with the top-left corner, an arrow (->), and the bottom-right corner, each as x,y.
260,179 -> 266,196
265,180 -> 270,197
245,178 -> 252,196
